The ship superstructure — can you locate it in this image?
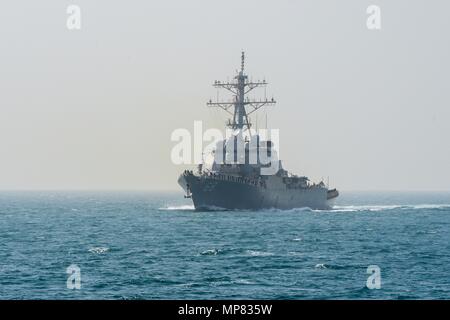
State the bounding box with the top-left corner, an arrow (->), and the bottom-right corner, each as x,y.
178,53 -> 338,210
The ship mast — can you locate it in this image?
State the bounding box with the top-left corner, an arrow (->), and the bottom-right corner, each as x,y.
207,52 -> 276,130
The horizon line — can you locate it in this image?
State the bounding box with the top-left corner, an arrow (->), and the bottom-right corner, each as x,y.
0,189 -> 450,193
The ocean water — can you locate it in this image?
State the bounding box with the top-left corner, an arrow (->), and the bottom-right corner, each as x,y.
1,191 -> 450,300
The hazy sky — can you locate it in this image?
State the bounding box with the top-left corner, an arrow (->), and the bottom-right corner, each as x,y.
1,0 -> 449,191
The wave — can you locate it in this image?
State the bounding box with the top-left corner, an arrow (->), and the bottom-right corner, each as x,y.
200,249 -> 220,256
314,263 -> 354,270
159,203 -> 450,213
234,279 -> 256,285
331,204 -> 450,212
160,204 -> 228,211
245,250 -> 274,257
159,205 -> 195,211
331,205 -> 402,212
266,207 -> 314,213
88,247 -> 109,254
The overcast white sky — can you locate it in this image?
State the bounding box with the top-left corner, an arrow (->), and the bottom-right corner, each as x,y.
0,0 -> 449,191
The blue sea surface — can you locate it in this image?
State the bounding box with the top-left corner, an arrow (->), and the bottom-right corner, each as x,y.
1,191 -> 450,299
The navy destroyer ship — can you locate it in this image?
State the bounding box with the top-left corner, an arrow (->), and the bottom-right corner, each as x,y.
178,53 -> 338,210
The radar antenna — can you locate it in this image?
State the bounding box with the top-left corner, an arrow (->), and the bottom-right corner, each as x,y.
207,52 -> 276,130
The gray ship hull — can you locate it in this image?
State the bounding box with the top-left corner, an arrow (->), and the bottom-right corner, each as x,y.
178,173 -> 336,211
175,53 -> 339,211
